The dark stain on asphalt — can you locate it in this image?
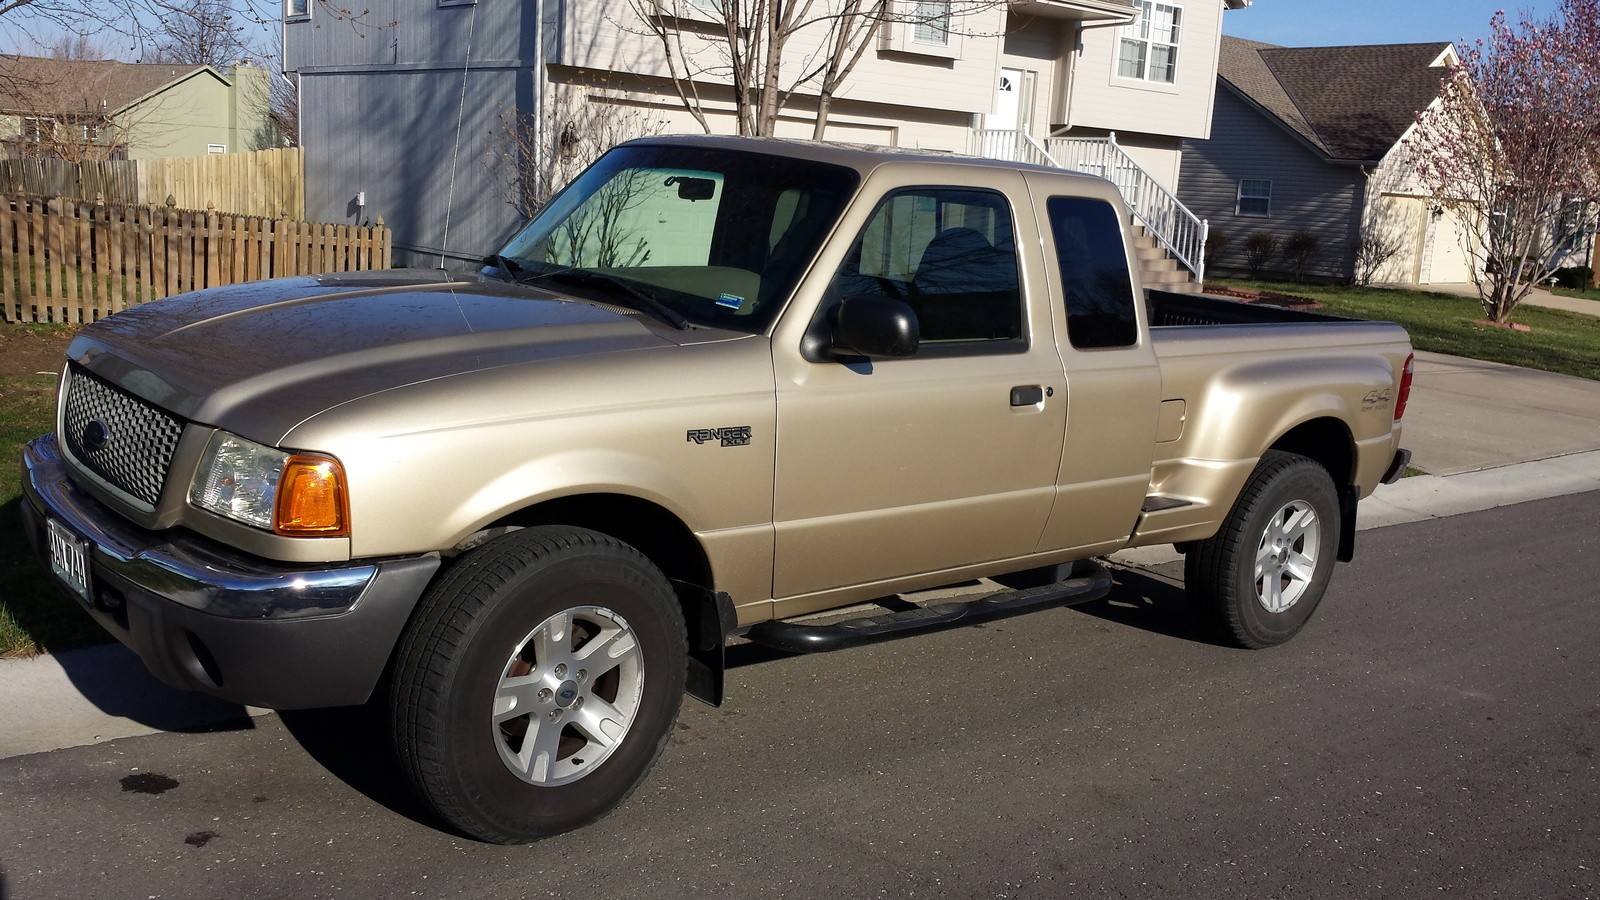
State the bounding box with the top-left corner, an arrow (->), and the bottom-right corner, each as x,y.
184,831 -> 218,848
120,773 -> 180,795
252,795 -> 269,803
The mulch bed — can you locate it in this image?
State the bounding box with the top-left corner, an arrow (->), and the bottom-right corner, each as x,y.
1201,285 -> 1324,310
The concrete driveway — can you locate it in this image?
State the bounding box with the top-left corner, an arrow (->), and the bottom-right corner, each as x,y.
1403,352 -> 1600,475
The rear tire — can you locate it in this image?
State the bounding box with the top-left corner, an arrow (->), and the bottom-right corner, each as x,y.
1185,451 -> 1340,648
390,525 -> 686,843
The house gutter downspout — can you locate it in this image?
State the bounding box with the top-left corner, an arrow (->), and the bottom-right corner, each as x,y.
1056,10 -> 1138,133
532,2 -> 546,192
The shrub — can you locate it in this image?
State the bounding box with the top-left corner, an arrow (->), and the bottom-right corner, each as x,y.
1281,229 -> 1321,282
1243,231 -> 1277,279
1203,229 -> 1231,273
1553,266 -> 1595,289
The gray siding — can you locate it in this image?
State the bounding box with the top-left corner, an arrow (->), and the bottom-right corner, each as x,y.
287,1 -> 540,269
1178,86 -> 1365,282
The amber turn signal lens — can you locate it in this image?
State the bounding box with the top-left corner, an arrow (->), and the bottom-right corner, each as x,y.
274,455 -> 350,537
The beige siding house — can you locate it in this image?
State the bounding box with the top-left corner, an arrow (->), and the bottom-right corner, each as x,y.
287,0 -> 1247,274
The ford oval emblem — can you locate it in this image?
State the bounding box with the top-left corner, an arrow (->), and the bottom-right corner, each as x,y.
82,420 -> 111,451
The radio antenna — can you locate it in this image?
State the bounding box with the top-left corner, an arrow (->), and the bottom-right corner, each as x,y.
439,2 -> 479,269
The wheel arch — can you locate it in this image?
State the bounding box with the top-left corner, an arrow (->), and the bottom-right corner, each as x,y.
1267,417 -> 1359,562
455,492 -> 731,706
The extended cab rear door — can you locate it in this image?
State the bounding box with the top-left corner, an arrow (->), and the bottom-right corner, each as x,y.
1024,178 -> 1162,554
768,169 -> 1067,611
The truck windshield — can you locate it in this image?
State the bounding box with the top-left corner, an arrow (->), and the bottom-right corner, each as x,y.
493,144 -> 859,333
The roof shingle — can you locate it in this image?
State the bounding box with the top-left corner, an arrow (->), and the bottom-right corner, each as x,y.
1219,36 -> 1454,162
0,55 -> 208,117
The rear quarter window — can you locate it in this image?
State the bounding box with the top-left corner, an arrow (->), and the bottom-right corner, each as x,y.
1046,197 -> 1138,349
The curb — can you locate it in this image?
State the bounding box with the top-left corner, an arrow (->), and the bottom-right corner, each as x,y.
4,450 -> 1600,762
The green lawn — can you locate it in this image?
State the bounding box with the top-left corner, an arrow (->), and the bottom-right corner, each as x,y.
1,325 -> 105,657
1552,284 -> 1600,303
1218,280 -> 1600,382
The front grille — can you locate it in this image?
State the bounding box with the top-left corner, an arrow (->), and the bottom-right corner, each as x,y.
61,365 -> 185,509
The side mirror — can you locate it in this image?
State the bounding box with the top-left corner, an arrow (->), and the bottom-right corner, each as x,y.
832,295 -> 919,359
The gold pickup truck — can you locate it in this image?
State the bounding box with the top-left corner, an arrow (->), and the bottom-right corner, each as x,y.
22,136 -> 1413,843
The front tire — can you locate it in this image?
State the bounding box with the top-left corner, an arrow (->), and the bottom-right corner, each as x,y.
1185,451 -> 1340,648
390,526 -> 686,843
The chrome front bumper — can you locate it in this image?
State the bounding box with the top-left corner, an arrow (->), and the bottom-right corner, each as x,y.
20,434 -> 439,709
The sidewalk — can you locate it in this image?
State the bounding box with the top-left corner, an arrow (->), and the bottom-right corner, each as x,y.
4,351 -> 1599,761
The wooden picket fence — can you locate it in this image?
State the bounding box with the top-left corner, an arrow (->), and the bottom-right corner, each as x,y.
0,195 -> 390,325
0,148 -> 304,219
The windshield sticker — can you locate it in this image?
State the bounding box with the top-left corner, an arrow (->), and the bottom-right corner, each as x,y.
716,292 -> 745,310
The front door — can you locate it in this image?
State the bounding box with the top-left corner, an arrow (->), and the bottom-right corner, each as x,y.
992,67 -> 1024,131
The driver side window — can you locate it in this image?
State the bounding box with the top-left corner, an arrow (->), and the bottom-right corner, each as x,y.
830,187 -> 1024,348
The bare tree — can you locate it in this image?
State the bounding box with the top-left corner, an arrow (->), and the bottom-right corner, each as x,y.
1352,218 -> 1407,287
493,79 -> 666,219
40,33 -> 110,59
621,0 -> 1001,139
146,0 -> 249,67
1409,0 -> 1600,324
266,69 -> 298,147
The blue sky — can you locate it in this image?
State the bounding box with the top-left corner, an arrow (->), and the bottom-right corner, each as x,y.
1223,0 -> 1563,47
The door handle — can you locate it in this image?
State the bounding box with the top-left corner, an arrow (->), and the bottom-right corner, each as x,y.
1010,385 -> 1045,406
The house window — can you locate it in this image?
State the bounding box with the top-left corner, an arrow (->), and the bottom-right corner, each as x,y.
1118,1 -> 1182,84
22,116 -> 53,143
208,144 -> 227,154
1237,179 -> 1272,216
912,0 -> 952,47
285,0 -> 310,20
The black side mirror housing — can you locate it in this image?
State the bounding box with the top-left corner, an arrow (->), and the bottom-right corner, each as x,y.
831,295 -> 919,359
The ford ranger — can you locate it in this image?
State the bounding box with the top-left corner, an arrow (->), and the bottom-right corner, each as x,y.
21,135 -> 1413,843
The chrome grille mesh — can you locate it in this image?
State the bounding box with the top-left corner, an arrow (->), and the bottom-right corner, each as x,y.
61,366 -> 184,508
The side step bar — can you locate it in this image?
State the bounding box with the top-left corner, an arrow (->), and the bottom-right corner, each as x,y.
745,561 -> 1113,654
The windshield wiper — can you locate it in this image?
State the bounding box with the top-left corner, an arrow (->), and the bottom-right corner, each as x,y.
525,269 -> 691,331
482,254 -> 523,282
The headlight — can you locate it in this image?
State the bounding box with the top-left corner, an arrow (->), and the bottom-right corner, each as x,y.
190,432 -> 350,537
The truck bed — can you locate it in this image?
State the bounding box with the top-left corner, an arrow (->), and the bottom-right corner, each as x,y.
1147,289 -> 1356,327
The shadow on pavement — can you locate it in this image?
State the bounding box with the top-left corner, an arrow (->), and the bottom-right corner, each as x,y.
1072,564 -> 1227,648
277,702 -> 441,831
45,643 -> 259,735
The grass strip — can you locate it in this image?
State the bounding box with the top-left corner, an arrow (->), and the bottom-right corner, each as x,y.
1218,280 -> 1600,382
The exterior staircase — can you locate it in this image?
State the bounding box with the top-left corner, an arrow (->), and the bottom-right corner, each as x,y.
1132,224 -> 1203,293
970,129 -> 1207,292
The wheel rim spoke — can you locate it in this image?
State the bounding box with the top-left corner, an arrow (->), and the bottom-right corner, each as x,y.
1285,551 -> 1316,584
534,610 -> 572,664
493,676 -> 542,724
574,626 -> 639,669
571,696 -> 628,750
1283,507 -> 1317,543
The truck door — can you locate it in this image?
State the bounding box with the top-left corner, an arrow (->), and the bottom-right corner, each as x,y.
770,178 -> 1067,607
1028,187 -> 1162,552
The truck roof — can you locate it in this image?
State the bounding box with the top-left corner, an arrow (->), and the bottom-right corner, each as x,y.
625,133 -> 1106,183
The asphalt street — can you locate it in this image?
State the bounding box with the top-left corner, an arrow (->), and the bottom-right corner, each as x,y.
1,493 -> 1596,899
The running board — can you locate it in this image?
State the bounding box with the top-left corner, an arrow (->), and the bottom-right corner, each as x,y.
745,561 -> 1113,654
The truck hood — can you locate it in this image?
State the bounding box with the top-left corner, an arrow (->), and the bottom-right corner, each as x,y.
68,269 -> 719,443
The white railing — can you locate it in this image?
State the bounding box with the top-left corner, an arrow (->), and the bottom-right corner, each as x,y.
969,128 -> 1208,283
1047,132 -> 1208,283
969,128 -> 1061,169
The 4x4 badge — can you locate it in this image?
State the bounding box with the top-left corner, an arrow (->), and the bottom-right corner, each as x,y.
686,426 -> 752,447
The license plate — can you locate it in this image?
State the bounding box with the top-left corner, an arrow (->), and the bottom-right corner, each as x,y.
46,518 -> 91,603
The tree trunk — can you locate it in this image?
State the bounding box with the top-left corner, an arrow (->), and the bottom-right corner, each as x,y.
812,92 -> 834,140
